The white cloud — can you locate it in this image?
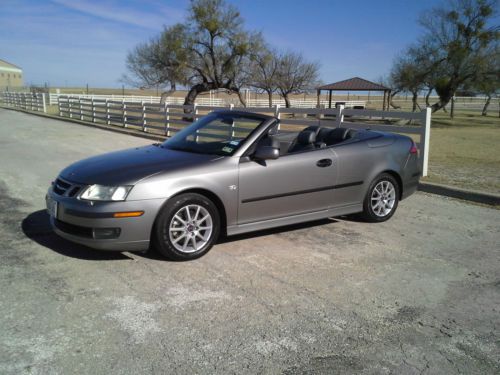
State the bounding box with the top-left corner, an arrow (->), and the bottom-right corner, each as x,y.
51,0 -> 185,30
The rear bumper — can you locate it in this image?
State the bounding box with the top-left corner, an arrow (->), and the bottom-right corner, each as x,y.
402,172 -> 420,200
46,188 -> 165,251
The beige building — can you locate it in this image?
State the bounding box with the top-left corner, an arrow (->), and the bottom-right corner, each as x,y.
0,59 -> 23,89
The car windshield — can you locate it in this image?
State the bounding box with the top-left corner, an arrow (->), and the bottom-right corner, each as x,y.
162,113 -> 265,156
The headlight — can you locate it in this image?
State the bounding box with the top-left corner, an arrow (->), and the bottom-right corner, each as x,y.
79,185 -> 132,201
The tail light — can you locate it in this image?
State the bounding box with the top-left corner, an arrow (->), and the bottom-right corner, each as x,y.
409,141 -> 418,155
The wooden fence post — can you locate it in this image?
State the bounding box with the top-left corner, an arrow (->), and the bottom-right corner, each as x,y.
69,97 -> 73,118
335,105 -> 345,127
165,103 -> 170,137
91,98 -> 96,122
420,107 -> 431,177
122,99 -> 127,127
275,104 -> 281,131
141,101 -> 147,132
42,93 -> 47,113
106,99 -> 110,125
79,98 -> 84,120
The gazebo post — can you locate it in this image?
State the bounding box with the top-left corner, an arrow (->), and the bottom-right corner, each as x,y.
316,89 -> 321,108
328,90 -> 332,109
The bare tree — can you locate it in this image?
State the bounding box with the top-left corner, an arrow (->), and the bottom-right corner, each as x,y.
274,51 -> 320,108
417,0 -> 499,113
250,47 -> 279,107
377,76 -> 401,109
125,0 -> 263,107
123,24 -> 190,103
473,46 -> 500,115
390,50 -> 428,112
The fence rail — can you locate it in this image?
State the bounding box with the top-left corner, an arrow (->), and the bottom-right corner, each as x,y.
48,93 -> 365,109
1,92 -> 46,113
56,95 -> 430,176
0,92 -> 429,176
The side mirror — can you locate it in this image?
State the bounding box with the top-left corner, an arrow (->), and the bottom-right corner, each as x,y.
254,145 -> 279,161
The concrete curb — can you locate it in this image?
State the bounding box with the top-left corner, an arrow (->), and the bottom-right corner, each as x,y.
0,105 -> 167,142
418,182 -> 500,206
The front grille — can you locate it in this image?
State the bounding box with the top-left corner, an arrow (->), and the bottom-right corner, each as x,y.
53,177 -> 82,197
68,186 -> 81,197
54,219 -> 93,238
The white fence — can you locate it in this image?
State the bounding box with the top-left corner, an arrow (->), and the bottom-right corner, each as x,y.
1,92 -> 46,113
57,95 -> 431,176
48,93 -> 364,109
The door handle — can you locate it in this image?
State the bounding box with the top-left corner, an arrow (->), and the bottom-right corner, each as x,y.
316,158 -> 332,167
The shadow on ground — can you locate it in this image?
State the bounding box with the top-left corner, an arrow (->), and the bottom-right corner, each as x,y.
21,210 -> 132,260
22,209 -> 340,261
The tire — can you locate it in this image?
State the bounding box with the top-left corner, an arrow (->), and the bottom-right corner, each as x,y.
360,173 -> 400,223
152,193 -> 220,260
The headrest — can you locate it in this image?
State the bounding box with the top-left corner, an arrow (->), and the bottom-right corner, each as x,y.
303,126 -> 320,135
325,128 -> 350,143
297,130 -> 316,145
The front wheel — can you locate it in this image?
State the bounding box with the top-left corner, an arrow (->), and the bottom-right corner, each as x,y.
360,173 -> 399,222
152,193 -> 220,260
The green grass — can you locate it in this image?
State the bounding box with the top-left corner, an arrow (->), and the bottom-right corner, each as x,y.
424,111 -> 500,194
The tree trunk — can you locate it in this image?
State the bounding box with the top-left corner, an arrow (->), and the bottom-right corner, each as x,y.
431,95 -> 451,113
183,82 -> 218,106
430,80 -> 458,113
411,92 -> 419,112
283,94 -> 291,108
236,88 -> 247,107
482,94 -> 491,116
450,96 -> 455,119
267,91 -> 273,107
389,90 -> 401,109
425,87 -> 433,107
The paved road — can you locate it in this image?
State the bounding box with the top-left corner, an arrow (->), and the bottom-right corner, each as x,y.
0,108 -> 499,374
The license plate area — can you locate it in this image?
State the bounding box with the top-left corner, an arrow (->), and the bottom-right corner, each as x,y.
47,197 -> 58,219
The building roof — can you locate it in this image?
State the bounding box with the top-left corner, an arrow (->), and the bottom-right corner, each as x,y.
0,59 -> 22,71
318,77 -> 389,91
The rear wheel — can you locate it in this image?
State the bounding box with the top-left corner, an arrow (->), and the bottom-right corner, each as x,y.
152,193 -> 220,260
360,173 -> 399,222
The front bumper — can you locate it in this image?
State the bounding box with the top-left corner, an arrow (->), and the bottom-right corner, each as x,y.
46,188 -> 166,251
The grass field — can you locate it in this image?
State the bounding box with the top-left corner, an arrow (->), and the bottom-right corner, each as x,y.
423,111 -> 500,194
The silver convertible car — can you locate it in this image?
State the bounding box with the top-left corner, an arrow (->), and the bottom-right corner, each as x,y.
46,110 -> 420,260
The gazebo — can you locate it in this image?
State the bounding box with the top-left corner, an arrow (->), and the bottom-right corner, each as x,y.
317,77 -> 391,110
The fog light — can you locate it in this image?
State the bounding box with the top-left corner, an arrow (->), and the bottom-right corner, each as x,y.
93,228 -> 121,239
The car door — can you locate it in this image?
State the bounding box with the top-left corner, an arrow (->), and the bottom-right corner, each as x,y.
237,148 -> 338,224
330,141 -> 375,206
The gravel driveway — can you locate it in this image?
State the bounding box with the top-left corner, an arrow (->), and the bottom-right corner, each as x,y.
0,108 -> 499,374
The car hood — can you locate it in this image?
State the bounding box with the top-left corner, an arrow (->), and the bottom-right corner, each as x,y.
59,145 -> 218,185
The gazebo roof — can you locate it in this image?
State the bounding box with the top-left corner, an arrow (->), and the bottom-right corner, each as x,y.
318,77 -> 390,91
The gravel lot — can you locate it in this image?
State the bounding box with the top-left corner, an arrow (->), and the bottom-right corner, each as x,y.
0,108 -> 499,374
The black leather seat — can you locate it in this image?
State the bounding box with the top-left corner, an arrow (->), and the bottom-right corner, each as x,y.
288,130 -> 317,153
303,126 -> 330,144
324,128 -> 356,146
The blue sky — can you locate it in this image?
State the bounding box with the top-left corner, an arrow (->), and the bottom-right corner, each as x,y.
0,0 -> 442,88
